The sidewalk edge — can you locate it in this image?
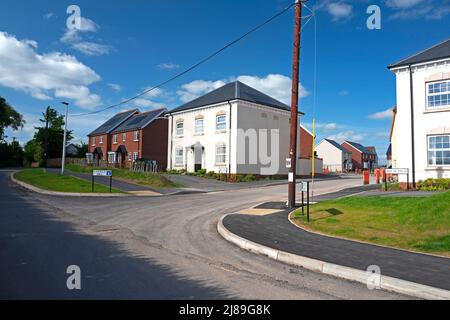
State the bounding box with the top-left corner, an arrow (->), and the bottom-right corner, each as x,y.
217,214 -> 450,300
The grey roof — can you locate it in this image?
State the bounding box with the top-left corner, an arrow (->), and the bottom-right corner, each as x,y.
111,108 -> 166,133
386,144 -> 392,156
343,141 -> 377,155
169,81 -> 301,114
88,109 -> 138,136
388,38 -> 450,69
324,139 -> 351,153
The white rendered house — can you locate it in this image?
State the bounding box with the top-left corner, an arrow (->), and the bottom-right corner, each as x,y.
166,81 -> 322,177
388,38 -> 450,188
315,139 -> 352,172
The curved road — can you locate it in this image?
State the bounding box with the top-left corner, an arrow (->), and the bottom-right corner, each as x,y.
0,171 -> 408,299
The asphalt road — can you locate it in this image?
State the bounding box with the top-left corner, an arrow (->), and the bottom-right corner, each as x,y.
0,171 -> 409,299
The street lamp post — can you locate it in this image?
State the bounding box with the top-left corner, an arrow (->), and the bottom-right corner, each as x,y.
61,102 -> 69,175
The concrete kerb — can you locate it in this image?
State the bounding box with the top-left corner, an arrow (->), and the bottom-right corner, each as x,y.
217,214 -> 450,300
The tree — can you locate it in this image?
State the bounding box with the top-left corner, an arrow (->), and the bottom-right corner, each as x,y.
23,139 -> 42,166
0,139 -> 23,168
76,142 -> 88,158
34,106 -> 73,164
0,96 -> 25,141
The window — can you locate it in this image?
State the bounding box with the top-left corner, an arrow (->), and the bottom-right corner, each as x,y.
113,134 -> 118,144
99,136 -> 103,144
175,147 -> 184,166
86,153 -> 93,164
176,121 -> 184,136
133,152 -> 139,161
195,118 -> 204,134
91,137 -> 96,146
427,81 -> 450,109
108,152 -> 116,163
215,143 -> 227,164
133,131 -> 139,141
216,114 -> 227,131
122,133 -> 126,142
428,135 -> 450,166
128,152 -> 131,161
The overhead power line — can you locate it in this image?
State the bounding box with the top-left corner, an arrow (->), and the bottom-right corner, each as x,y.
72,1 -> 307,117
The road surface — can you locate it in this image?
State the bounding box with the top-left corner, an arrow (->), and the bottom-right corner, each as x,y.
0,171 -> 408,299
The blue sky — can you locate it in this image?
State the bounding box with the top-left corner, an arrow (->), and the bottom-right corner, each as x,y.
1,0 -> 450,163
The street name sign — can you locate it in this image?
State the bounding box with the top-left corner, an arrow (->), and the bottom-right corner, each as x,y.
93,170 -> 113,177
386,168 -> 408,174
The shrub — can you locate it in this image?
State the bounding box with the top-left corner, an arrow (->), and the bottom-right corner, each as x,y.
195,169 -> 207,177
235,174 -> 245,182
243,174 -> 256,182
417,178 -> 450,191
206,171 -> 215,177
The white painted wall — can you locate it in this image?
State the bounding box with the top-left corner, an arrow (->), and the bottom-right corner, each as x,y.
391,59 -> 450,183
315,140 -> 346,172
167,99 -> 319,176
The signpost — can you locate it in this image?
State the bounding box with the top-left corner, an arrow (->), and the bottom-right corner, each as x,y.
300,181 -> 310,222
92,170 -> 113,193
385,168 -> 410,191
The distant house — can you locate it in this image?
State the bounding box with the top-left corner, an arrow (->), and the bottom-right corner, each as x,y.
166,81 -> 322,177
388,38 -> 450,188
341,141 -> 378,171
87,109 -> 138,162
65,143 -> 79,157
87,108 -> 168,169
315,139 -> 352,172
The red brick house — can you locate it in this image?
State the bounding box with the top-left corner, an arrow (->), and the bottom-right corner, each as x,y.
341,141 -> 378,171
87,108 -> 168,169
88,109 -> 138,162
300,125 -> 314,159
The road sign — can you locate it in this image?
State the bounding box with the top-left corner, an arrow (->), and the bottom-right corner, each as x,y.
93,170 -> 113,177
300,181 -> 308,192
386,168 -> 408,174
286,158 -> 292,169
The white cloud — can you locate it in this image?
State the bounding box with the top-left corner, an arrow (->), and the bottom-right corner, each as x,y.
385,0 -> 426,9
108,83 -> 122,92
132,99 -> 166,109
385,0 -> 450,20
327,130 -> 365,143
325,2 -> 353,21
177,80 -> 226,103
157,62 -> 180,70
368,108 -> 393,120
0,32 -> 102,109
339,90 -> 349,96
43,12 -> 54,20
60,17 -> 111,56
71,42 -> 111,56
176,74 -> 308,105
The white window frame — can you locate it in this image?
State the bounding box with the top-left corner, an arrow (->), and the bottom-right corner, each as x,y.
195,118 -> 204,135
113,134 -> 118,144
215,143 -> 227,164
216,114 -> 227,131
122,133 -> 126,142
99,136 -> 103,144
108,152 -> 116,164
133,152 -> 139,161
133,131 -> 139,141
175,147 -> 184,166
427,80 -> 450,109
91,137 -> 96,146
428,134 -> 450,166
176,121 -> 184,136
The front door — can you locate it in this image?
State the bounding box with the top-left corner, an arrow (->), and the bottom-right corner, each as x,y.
192,142 -> 203,172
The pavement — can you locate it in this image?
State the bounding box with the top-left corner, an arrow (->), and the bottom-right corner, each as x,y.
1,170 -> 408,299
222,193 -> 450,292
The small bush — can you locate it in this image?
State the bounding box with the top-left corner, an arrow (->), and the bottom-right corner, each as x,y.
195,169 -> 207,177
235,174 -> 245,182
206,171 -> 215,177
417,178 -> 450,191
243,174 -> 256,182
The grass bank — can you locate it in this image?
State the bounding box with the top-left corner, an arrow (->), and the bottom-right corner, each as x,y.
291,191 -> 450,256
66,164 -> 181,189
14,169 -> 122,193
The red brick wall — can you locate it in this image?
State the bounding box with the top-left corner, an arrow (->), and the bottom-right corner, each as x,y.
299,126 -> 313,158
88,134 -> 109,160
341,142 -> 363,170
110,130 -> 141,166
141,118 -> 168,170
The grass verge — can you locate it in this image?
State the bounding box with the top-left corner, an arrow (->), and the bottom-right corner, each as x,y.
14,169 -> 122,193
291,191 -> 450,256
66,164 -> 181,189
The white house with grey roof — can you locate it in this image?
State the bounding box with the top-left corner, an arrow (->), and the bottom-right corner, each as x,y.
315,139 -> 352,172
166,81 -> 322,177
388,37 -> 450,188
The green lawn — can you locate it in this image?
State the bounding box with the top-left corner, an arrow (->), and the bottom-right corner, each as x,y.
291,191 -> 450,256
66,164 -> 181,189
15,169 -> 122,193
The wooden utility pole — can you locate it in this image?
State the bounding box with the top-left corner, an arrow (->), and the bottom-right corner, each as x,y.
288,0 -> 303,208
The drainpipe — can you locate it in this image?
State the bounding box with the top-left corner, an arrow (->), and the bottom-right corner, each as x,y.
169,114 -> 173,170
408,65 -> 416,189
227,101 -> 233,181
